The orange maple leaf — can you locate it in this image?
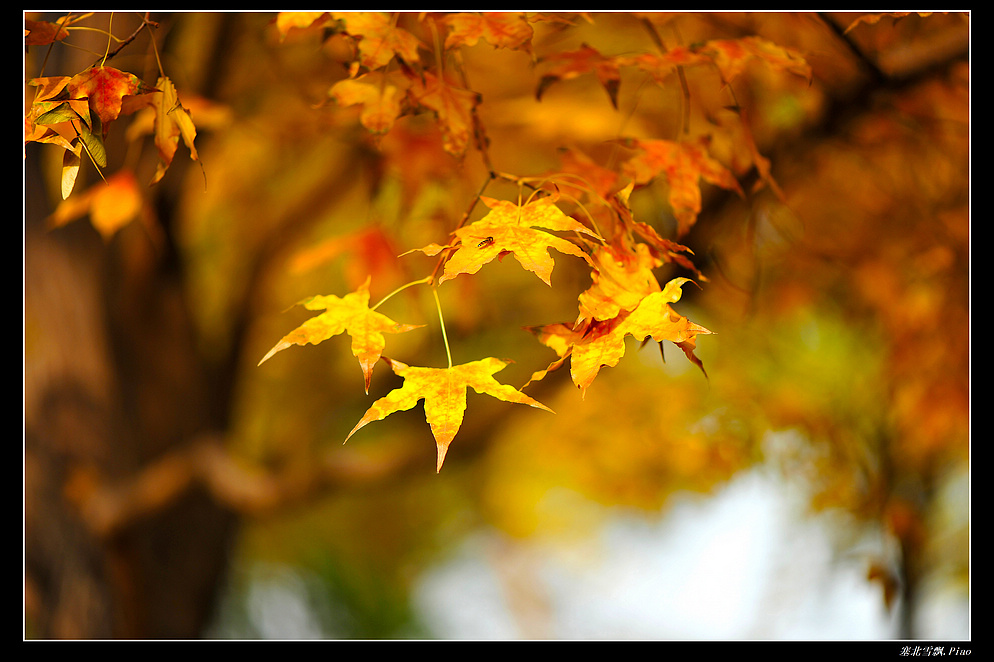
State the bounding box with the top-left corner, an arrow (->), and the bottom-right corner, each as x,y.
844,12 -> 935,34
406,71 -> 480,156
24,13 -> 92,46
258,278 -> 423,393
24,18 -> 70,45
412,195 -> 602,286
695,36 -> 811,85
623,47 -> 711,83
441,12 -> 534,51
66,66 -> 156,131
531,277 -> 712,397
346,357 -> 554,472
536,44 -> 624,108
331,12 -> 422,71
622,136 -> 744,236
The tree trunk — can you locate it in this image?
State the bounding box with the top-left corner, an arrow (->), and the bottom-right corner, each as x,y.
24,155 -> 238,638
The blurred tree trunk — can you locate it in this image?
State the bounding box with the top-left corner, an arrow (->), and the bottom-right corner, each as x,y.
24,152 -> 239,638
23,14 -> 242,638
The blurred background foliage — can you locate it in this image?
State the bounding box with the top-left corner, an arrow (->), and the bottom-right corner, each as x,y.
24,12 -> 968,639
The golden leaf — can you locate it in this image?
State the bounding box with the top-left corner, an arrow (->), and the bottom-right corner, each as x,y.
346,357 -> 553,471
258,278 -> 423,393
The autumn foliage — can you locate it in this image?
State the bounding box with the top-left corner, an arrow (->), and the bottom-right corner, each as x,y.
24,11 -> 969,639
234,11 -> 828,471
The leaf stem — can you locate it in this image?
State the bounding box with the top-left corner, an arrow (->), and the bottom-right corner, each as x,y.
432,286 -> 453,369
370,275 -> 432,311
100,12 -> 114,66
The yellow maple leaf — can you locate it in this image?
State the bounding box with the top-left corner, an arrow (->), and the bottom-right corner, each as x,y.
329,73 -> 405,134
258,278 -> 423,393
346,357 -> 553,472
578,242 -> 662,321
415,195 -> 601,286
531,278 -> 712,397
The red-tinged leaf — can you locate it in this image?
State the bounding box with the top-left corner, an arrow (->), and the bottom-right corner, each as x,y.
622,136 -> 744,236
258,278 -> 423,393
695,36 -> 811,85
406,71 -> 480,156
24,14 -> 91,46
536,44 -> 623,108
426,195 -> 601,286
346,357 -> 553,472
624,47 -> 711,82
289,226 -> 406,291
67,66 -> 157,129
547,147 -> 623,202
441,12 -> 534,51
24,18 -> 70,45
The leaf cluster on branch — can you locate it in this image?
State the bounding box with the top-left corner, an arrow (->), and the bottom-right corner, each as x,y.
25,15 -> 201,199
30,11 -> 939,474
250,11 -> 818,471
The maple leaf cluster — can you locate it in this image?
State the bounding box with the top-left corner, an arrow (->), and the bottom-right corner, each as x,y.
24,13 -> 208,239
26,66 -> 200,196
25,13 -> 813,472
253,11 -> 820,471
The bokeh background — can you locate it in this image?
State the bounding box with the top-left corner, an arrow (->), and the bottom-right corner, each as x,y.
24,12 -> 969,640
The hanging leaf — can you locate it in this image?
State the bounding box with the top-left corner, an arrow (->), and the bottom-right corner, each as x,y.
536,43 -> 624,108
66,66 -> 157,131
530,278 -> 712,397
149,76 -> 199,185
405,70 -> 481,156
61,138 -> 82,199
410,195 -> 601,286
347,357 -> 554,472
622,136 -> 744,236
258,278 -> 423,393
